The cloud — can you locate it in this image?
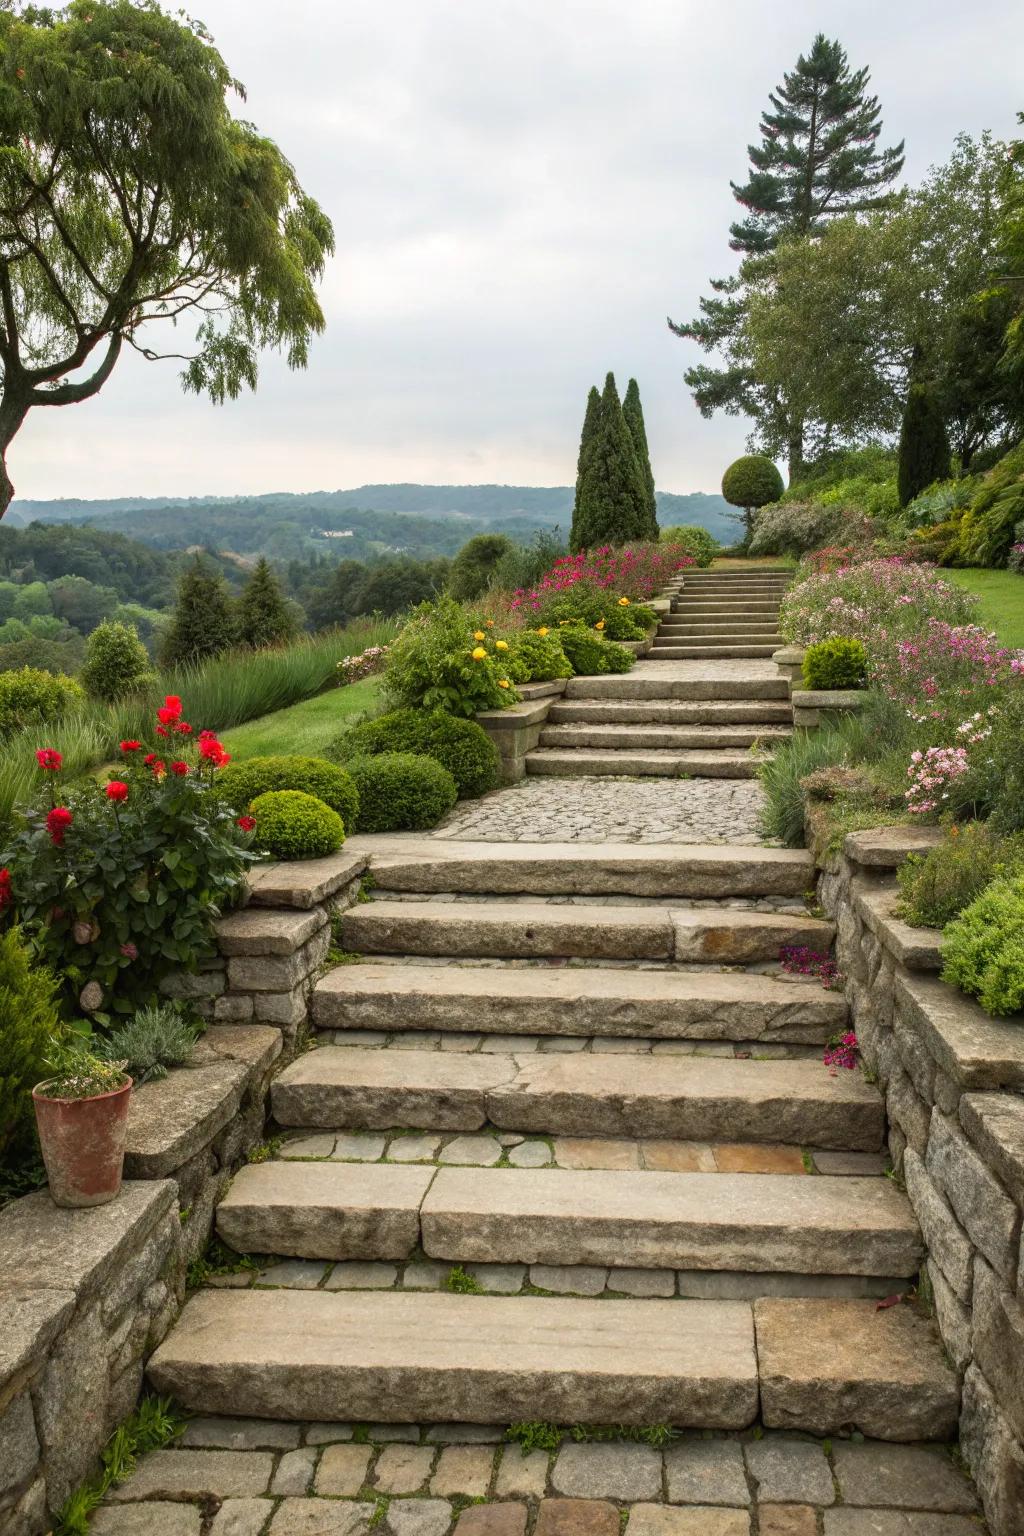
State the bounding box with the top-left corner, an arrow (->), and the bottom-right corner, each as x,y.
10,0 -> 1024,503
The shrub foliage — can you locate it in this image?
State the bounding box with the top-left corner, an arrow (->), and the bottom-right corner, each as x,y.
249,789 -> 345,860
802,638 -> 868,690
346,752 -> 458,833
80,620 -> 154,702
219,755 -> 360,832
0,666 -> 84,737
335,709 -> 498,800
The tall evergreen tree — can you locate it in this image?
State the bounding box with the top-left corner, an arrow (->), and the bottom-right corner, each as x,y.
897,383 -> 951,507
729,36 -> 904,254
570,374 -> 650,552
622,379 -> 658,538
670,35 -> 903,475
236,558 -> 298,649
159,558 -> 237,669
573,386 -> 601,514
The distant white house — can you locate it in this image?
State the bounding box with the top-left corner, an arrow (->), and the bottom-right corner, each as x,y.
317,529 -> 355,538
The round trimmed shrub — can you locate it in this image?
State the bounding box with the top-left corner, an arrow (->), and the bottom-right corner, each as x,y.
248,790 -> 345,860
218,755 -> 360,832
79,620 -> 154,702
334,709 -> 498,799
722,455 -> 785,511
659,524 -> 719,567
0,666 -> 84,737
801,638 -> 868,691
346,752 -> 458,832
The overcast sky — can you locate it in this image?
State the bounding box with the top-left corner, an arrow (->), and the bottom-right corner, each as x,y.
11,0 -> 1024,503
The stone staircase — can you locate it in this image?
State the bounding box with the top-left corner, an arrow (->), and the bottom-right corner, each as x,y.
525,566 -> 795,779
149,837 -> 959,1442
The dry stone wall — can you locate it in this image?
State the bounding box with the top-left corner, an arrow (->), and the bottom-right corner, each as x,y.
819,824 -> 1024,1536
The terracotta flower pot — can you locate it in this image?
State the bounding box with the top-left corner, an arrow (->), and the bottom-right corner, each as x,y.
32,1077 -> 133,1208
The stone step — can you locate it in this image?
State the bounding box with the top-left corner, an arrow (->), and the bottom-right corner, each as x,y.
670,604 -> 783,617
564,669 -> 790,702
648,645 -> 782,659
538,723 -> 790,751
312,961 -> 846,1041
218,1159 -> 922,1279
361,839 -> 813,898
660,621 -> 783,633
525,748 -> 765,778
548,700 -> 794,725
272,1047 -> 880,1148
652,639 -> 783,652
147,1287 -> 760,1427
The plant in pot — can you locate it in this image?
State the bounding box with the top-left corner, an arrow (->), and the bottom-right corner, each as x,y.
33,1041 -> 132,1208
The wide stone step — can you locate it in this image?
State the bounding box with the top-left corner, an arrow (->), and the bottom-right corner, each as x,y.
147,1288 -> 760,1427
564,670 -> 790,701
670,604 -> 783,616
312,960 -> 846,1039
660,621 -> 783,634
360,839 -> 812,898
272,1047 -> 880,1148
538,723 -> 790,751
525,748 -> 764,778
217,1160 -> 922,1279
548,700 -> 794,725
649,645 -> 782,659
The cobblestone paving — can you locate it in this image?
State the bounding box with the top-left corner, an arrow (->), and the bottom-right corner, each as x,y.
434,778 -> 768,845
94,1426 -> 986,1534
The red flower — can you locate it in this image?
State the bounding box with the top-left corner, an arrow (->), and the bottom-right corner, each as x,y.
175,721 -> 193,735
149,759 -> 166,777
105,780 -> 129,802
0,867 -> 12,908
198,736 -> 230,767
237,815 -> 256,832
157,695 -> 183,724
36,749 -> 62,772
120,740 -> 141,753
170,761 -> 189,777
143,752 -> 158,767
155,725 -> 169,737
120,942 -> 139,960
46,806 -> 73,845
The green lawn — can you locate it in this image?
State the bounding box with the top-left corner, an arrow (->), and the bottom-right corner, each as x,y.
944,568 -> 1024,648
222,678 -> 382,759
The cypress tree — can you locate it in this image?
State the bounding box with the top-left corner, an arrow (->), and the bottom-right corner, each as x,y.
570,373 -> 650,552
622,378 -> 658,538
159,557 -> 237,669
570,386 -> 601,549
897,384 -> 951,507
236,557 -> 298,649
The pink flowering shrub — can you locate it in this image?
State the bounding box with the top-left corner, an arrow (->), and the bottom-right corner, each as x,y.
905,743 -> 972,815
872,620 -> 1020,731
823,1030 -> 860,1074
509,542 -> 695,617
337,645 -> 389,686
779,945 -> 843,990
779,557 -> 978,653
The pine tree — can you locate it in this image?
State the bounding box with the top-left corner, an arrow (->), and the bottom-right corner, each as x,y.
622,378 -> 658,537
730,35 -> 905,254
236,557 -> 298,649
570,374 -> 650,552
159,558 -> 237,669
897,384 -> 951,507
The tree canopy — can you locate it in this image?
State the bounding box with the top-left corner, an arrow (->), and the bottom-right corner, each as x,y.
570,374 -> 650,552
0,0 -> 334,515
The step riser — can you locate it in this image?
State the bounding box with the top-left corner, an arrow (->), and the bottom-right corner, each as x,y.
660,623 -> 783,633
538,727 -> 789,750
565,678 -> 790,700
526,751 -> 762,779
648,647 -> 781,659
148,1290 -> 761,1429
548,703 -> 794,724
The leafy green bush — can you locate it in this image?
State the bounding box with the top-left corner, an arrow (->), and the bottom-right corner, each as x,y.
0,926 -> 60,1171
537,587 -> 653,640
941,875 -> 1024,1016
448,534 -> 515,601
897,823 -> 1024,929
346,752 -> 458,832
218,755 -> 360,832
802,638 -> 868,691
0,666 -> 84,738
249,789 -> 345,860
556,623 -> 634,676
749,500 -> 851,558
952,444 -> 1024,568
508,629 -> 572,682
963,684 -> 1024,835
80,620 -> 155,702
334,708 -> 498,799
384,596 -> 519,716
658,524 -> 718,567
97,1002 -> 204,1085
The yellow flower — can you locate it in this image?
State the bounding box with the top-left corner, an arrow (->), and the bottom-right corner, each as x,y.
486,619 -> 495,627
474,630 -> 486,641
536,626 -> 550,637
471,646 -> 487,660
499,679 -> 510,688
595,619 -> 605,631
618,597 -> 630,606
495,639 -> 509,651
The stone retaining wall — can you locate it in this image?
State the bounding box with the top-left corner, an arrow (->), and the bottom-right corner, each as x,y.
818,824 -> 1024,1536
0,849 -> 367,1536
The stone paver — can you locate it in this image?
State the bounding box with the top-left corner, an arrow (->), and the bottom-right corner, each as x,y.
433,777 -> 766,845
331,1133 -> 389,1161
430,1444 -> 495,1496
439,1135 -> 503,1165
453,1506 -> 527,1535
385,1503 -> 452,1536
92,1506 -> 203,1536
713,1144 -> 807,1175
553,1137 -> 641,1170
744,1439 -> 835,1505
642,1141 -> 717,1173
757,1509 -> 817,1536
207,1501 -> 275,1536
530,1263 -> 608,1296
822,1514 -> 984,1535
314,1443 -> 373,1495
271,1448 -> 317,1495
324,1262 -> 399,1290
257,1260 -> 327,1290
494,1447 -> 549,1498
389,1135 -> 443,1162
831,1443 -> 977,1511
182,1417 -> 301,1450
534,1499 -> 621,1535
372,1444 -> 435,1492
551,1441 -> 662,1501
108,1450 -> 273,1501
628,1509 -> 750,1534
664,1440 -> 749,1506
269,1502 -> 372,1535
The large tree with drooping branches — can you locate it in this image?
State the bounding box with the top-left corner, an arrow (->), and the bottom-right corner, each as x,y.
0,0 -> 334,517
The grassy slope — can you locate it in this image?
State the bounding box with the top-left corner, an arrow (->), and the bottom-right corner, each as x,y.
944,569 -> 1024,647
222,678 -> 381,759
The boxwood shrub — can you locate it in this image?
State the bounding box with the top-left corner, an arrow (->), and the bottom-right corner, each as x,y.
801,638 -> 868,691
941,874 -> 1024,1016
248,789 -> 345,860
334,709 -> 498,799
557,623 -> 634,676
218,755 -> 360,833
346,752 -> 458,832
0,666 -> 84,738
508,629 -> 572,682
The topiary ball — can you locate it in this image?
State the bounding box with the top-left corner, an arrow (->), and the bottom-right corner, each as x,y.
333,709 -> 498,800
346,752 -> 458,833
248,789 -> 345,860
218,755 -> 359,833
802,637 -> 868,691
721,454 -> 785,510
